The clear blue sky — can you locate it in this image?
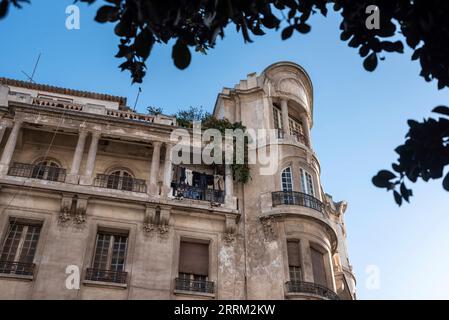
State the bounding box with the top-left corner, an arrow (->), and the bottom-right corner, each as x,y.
1,1 -> 448,299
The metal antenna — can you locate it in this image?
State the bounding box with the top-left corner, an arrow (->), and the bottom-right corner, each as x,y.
21,53 -> 41,83
133,87 -> 142,112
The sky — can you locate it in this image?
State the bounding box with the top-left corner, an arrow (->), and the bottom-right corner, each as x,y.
1,1 -> 449,300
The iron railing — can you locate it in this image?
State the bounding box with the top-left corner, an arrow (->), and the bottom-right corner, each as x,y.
0,261 -> 35,276
272,191 -> 324,212
85,268 -> 128,284
175,277 -> 215,294
8,162 -> 66,182
94,174 -> 147,193
172,183 -> 225,203
286,281 -> 339,300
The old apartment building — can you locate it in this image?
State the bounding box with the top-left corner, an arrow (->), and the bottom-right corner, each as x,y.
0,61 -> 356,299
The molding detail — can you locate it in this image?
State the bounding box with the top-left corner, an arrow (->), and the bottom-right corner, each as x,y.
143,205 -> 170,237
260,215 -> 277,242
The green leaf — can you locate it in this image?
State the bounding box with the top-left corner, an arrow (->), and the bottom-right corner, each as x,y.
172,40 -> 191,70
281,26 -> 294,40
0,0 -> 8,19
95,5 -> 119,23
432,106 -> 449,117
393,191 -> 402,206
295,23 -> 311,34
134,29 -> 154,59
400,182 -> 411,202
443,172 -> 449,191
363,52 -> 378,72
372,170 -> 397,188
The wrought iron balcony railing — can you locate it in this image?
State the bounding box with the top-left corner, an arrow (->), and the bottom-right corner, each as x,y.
85,268 -> 128,284
175,277 -> 215,294
94,174 -> 147,193
172,183 -> 225,203
0,261 -> 35,277
286,281 -> 339,300
8,162 -> 66,182
272,191 -> 324,212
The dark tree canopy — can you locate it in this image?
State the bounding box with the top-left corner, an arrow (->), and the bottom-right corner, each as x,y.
1,0 -> 449,204
372,106 -> 449,206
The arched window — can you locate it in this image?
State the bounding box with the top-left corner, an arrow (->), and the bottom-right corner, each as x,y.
107,169 -> 133,191
281,167 -> 293,191
300,168 -> 315,196
32,160 -> 62,181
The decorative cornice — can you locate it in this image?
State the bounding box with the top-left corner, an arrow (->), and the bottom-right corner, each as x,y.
0,77 -> 127,107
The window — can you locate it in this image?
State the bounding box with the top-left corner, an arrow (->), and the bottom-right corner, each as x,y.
86,230 -> 128,284
0,220 -> 41,276
287,240 -> 302,282
32,160 -> 62,181
281,167 -> 294,205
311,247 -> 327,287
273,106 -> 283,138
176,241 -> 213,293
107,170 -> 133,191
281,167 -> 293,192
289,118 -> 305,144
300,169 -> 315,196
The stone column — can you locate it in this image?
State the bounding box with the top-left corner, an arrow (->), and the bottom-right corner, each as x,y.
79,131 -> 100,185
149,141 -> 162,195
162,143 -> 173,197
280,98 -> 290,135
0,120 -> 22,175
66,130 -> 88,184
0,123 -> 6,146
300,239 -> 314,283
301,113 -> 312,148
224,164 -> 237,209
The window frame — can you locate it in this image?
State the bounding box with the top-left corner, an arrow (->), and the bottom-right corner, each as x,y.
300,168 -> 315,196
91,229 -> 129,272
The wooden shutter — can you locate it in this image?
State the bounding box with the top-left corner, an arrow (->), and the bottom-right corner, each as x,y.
311,247 -> 327,287
287,241 -> 301,267
179,241 -> 209,276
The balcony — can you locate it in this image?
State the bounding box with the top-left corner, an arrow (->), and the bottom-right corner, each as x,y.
85,268 -> 127,284
272,191 -> 323,212
290,131 -> 308,147
30,97 -> 176,126
94,174 -> 147,193
286,281 -> 339,300
172,183 -> 224,203
175,277 -> 214,294
0,261 -> 35,277
8,162 -> 66,182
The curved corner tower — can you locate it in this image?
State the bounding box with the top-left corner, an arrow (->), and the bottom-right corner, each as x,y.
214,61 -> 356,300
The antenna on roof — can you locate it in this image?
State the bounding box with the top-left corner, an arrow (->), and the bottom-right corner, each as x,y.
132,86 -> 142,112
21,53 -> 41,83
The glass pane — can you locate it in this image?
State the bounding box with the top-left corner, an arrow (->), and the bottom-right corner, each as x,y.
0,223 -> 24,261
110,235 -> 128,271
92,234 -> 111,270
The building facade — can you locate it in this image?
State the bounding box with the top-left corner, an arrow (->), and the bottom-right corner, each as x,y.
0,61 -> 356,300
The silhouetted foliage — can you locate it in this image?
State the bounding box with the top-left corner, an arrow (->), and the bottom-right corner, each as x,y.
146,106 -> 163,115
2,0 -> 449,202
372,106 -> 449,205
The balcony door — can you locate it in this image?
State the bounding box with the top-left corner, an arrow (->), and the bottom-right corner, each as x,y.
281,167 -> 294,204
107,170 -> 133,191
